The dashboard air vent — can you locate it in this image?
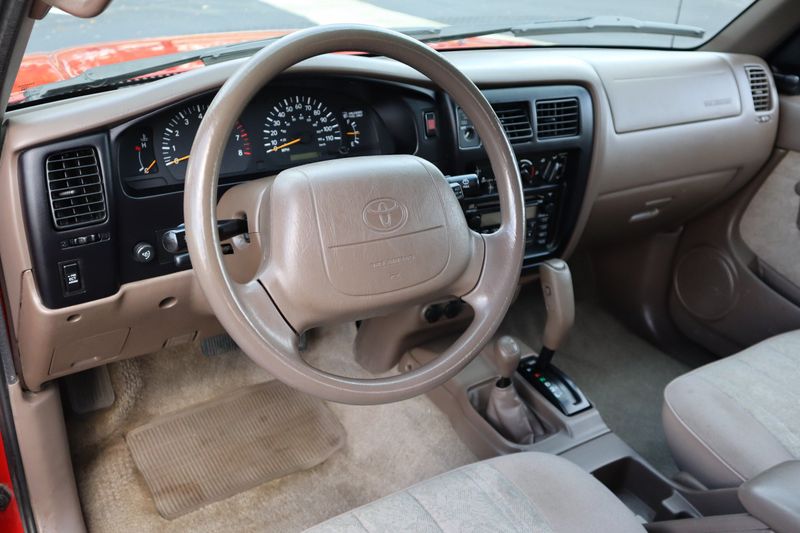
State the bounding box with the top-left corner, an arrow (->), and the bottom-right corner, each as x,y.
492,103 -> 533,142
745,65 -> 771,112
536,98 -> 580,139
45,147 -> 107,230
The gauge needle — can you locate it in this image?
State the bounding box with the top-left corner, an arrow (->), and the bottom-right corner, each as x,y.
267,137 -> 301,153
345,131 -> 360,136
145,160 -> 156,173
166,155 -> 190,166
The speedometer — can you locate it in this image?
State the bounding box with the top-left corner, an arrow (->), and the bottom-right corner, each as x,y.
160,103 -> 252,181
263,96 -> 342,164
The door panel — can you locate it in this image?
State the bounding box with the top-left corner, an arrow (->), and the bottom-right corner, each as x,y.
668,146 -> 800,356
667,94 -> 800,355
740,151 -> 800,291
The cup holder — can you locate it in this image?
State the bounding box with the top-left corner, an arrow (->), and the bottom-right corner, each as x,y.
592,457 -> 698,522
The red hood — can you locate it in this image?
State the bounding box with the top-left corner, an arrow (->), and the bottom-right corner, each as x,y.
11,30 -> 528,104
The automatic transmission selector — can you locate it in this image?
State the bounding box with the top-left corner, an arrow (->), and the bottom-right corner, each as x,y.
537,258 -> 575,371
518,259 -> 591,416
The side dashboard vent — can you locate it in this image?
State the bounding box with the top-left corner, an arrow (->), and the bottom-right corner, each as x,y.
745,65 -> 771,112
536,98 -> 580,139
46,147 -> 107,230
492,103 -> 533,142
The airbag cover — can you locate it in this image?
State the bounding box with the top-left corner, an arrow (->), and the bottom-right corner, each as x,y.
261,155 -> 472,330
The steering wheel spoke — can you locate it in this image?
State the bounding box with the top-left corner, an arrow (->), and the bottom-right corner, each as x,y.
460,228 -> 521,314
229,278 -> 303,355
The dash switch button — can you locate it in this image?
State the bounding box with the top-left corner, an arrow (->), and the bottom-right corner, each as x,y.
424,111 -> 437,137
133,242 -> 156,263
60,261 -> 82,293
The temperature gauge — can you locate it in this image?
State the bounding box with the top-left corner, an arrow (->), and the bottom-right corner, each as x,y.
121,128 -> 159,178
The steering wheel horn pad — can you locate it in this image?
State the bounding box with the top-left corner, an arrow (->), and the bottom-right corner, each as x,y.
184,25 -> 525,404
261,155 -> 477,332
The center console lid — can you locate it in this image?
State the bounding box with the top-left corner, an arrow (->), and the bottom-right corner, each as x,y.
739,460 -> 800,533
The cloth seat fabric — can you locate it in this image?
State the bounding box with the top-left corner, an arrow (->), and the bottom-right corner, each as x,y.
306,451 -> 645,532
663,330 -> 800,489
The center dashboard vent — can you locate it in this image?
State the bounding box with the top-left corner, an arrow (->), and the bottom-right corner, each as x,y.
744,65 -> 771,112
45,147 -> 107,230
492,103 -> 533,142
536,98 -> 580,139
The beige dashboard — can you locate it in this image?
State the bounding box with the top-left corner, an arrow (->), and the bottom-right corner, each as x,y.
0,47 -> 778,390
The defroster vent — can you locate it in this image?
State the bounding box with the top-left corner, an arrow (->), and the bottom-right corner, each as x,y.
46,147 -> 107,229
536,98 -> 580,139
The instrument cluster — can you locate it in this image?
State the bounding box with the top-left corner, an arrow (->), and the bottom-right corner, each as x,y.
116,88 -> 384,194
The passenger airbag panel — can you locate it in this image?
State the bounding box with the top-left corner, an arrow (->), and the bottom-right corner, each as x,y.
602,58 -> 741,133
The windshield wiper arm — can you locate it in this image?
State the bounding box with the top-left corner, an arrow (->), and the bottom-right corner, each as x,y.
20,26 -> 451,103
22,18 -> 704,103
22,24 -> 461,104
22,36 -> 284,102
418,15 -> 705,43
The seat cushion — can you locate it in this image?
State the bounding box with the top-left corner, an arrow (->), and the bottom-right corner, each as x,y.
305,452 -> 644,532
663,331 -> 800,489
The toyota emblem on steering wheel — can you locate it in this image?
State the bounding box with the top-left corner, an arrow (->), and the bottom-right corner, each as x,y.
362,198 -> 408,232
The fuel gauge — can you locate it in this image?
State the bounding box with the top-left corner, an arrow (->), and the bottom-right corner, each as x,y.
121,128 -> 159,178
341,110 -> 364,154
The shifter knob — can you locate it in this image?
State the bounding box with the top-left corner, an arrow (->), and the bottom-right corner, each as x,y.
493,336 -> 522,379
540,259 -> 575,352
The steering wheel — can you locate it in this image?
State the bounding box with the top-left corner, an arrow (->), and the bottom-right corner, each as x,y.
184,25 -> 525,405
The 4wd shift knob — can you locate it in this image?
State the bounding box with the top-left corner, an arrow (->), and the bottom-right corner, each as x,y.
540,258 -> 575,352
493,336 -> 522,379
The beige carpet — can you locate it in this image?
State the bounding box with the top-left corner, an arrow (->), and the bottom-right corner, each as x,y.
66,324 -> 476,533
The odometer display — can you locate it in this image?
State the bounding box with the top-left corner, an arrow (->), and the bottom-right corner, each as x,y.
263,96 -> 342,165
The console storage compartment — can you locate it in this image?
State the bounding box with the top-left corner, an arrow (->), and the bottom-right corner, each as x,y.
593,457 -> 696,522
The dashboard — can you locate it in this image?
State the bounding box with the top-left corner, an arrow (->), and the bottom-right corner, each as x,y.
20,74 -> 594,310
4,48 -> 778,390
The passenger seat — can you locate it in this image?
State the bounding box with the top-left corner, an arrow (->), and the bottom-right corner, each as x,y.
663,331 -> 800,488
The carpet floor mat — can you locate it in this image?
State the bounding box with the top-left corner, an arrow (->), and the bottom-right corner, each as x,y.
126,381 -> 345,519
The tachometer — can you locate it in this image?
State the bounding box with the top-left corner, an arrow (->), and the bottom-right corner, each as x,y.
160,103 -> 252,180
263,96 -> 342,164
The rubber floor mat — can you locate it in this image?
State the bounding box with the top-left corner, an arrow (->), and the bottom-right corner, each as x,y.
126,381 -> 345,519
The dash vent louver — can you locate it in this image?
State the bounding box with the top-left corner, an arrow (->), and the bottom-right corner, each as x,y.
745,65 -> 771,112
45,147 -> 107,230
536,98 -> 580,139
492,102 -> 533,142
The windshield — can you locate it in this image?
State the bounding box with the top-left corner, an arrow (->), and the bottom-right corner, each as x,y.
13,0 -> 757,104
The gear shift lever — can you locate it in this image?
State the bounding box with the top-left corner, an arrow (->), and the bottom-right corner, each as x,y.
516,259 -> 592,416
535,258 -> 575,371
485,336 -> 544,444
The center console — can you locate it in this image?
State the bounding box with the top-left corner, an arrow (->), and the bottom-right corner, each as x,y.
399,258 -> 752,529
